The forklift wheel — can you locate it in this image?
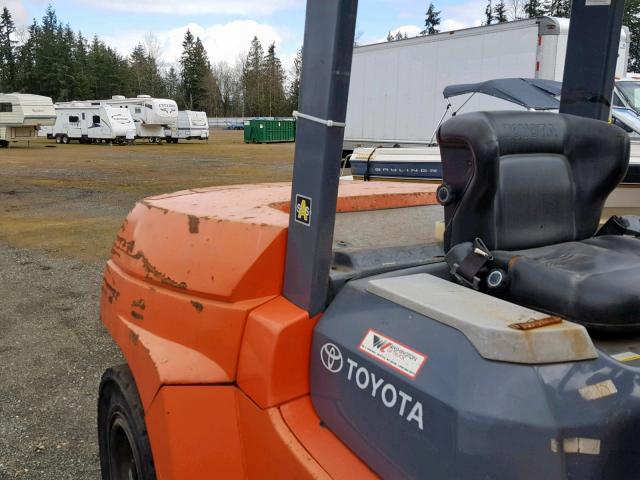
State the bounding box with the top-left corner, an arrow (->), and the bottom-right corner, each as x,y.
98,365 -> 156,480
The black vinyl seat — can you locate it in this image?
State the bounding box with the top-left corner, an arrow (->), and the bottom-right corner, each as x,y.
438,111 -> 634,330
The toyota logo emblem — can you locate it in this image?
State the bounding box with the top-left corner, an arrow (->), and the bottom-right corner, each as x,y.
320,343 -> 343,373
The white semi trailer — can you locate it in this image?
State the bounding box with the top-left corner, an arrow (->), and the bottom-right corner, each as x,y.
164,110 -> 209,143
0,93 -> 56,147
100,95 -> 178,142
344,17 -> 630,151
52,103 -> 136,144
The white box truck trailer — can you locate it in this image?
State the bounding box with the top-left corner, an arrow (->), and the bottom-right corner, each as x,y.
52,102 -> 136,144
0,93 -> 56,147
344,17 -> 630,152
164,110 -> 210,143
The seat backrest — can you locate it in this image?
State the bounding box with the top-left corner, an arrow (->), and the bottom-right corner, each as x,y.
438,111 -> 630,252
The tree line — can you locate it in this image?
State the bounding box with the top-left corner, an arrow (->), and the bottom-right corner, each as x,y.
3,2 -> 640,113
0,5 -> 301,117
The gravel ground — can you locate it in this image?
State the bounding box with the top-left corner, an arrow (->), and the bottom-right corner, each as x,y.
0,132 -> 295,479
0,246 -> 120,479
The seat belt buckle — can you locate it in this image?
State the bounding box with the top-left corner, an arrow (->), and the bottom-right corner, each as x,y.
449,238 -> 493,290
450,263 -> 481,290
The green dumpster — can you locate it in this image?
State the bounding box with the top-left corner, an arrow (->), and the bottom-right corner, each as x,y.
243,118 -> 296,143
243,120 -> 253,143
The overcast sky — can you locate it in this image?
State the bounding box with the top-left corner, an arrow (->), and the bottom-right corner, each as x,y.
2,0 -> 486,69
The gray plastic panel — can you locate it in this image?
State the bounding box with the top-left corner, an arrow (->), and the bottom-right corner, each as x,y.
368,273 -> 597,364
311,269 -> 640,479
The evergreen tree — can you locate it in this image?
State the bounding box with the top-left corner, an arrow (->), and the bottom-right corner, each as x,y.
15,20 -> 39,93
72,32 -> 92,100
287,47 -> 302,113
164,66 -> 181,104
524,0 -> 546,18
179,31 -> 215,112
86,36 -> 132,99
484,0 -> 494,25
242,36 -> 265,116
34,6 -> 63,98
494,0 -> 508,22
129,43 -> 165,97
179,29 -> 195,107
547,0 -> 571,16
420,3 -> 441,35
56,25 -> 77,101
624,0 -> 640,71
386,31 -> 394,42
130,43 -> 148,94
263,42 -> 287,116
560,0 -> 572,16
0,7 -> 16,92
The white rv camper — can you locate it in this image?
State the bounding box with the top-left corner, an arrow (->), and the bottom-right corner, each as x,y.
99,95 -> 178,142
52,102 -> 136,144
0,93 -> 56,147
164,111 -> 209,143
344,17 -> 630,151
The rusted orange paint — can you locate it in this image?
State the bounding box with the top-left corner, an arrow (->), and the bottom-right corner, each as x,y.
237,296 -> 320,408
111,182 -> 435,303
101,180 -> 437,477
101,261 -> 273,410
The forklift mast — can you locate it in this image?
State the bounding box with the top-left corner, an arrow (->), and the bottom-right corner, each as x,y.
283,0 -> 358,315
284,0 -> 625,315
560,0 -> 626,120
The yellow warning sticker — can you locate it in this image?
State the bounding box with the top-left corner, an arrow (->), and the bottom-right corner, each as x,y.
611,351 -> 640,363
295,194 -> 312,226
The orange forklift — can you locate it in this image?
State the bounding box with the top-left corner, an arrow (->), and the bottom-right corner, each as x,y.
97,1 -> 640,479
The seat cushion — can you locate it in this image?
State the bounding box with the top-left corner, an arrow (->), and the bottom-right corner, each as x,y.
493,235 -> 640,330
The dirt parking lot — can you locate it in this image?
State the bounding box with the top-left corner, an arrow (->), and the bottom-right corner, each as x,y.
0,131 -> 294,479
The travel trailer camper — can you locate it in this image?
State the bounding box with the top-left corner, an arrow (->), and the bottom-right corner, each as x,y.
164,110 -> 209,143
100,95 -> 178,142
52,102 -> 136,144
0,93 -> 56,147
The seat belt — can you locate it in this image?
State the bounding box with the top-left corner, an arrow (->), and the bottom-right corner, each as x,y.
450,238 -> 493,290
597,215 -> 640,237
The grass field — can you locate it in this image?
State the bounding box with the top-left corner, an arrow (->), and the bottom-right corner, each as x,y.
0,131 -> 295,259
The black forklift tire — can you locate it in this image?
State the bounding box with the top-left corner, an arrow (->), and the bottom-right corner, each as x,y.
98,364 -> 157,480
